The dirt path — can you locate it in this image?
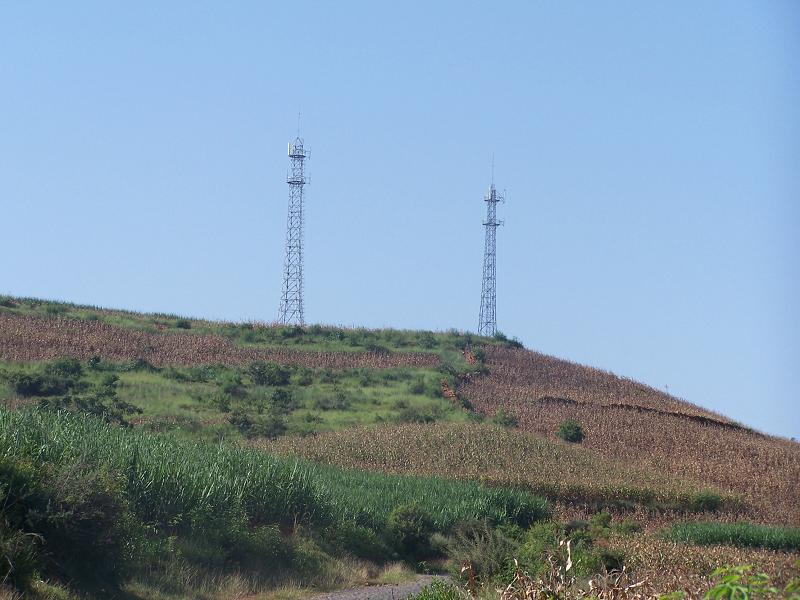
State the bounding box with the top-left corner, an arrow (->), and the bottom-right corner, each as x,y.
308,575 -> 451,600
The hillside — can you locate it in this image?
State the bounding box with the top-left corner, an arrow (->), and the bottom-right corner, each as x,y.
0,295 -> 798,599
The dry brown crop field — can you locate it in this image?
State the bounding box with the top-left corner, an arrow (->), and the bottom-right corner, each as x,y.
462,347 -> 800,526
0,312 -> 439,369
606,534 -> 800,593
262,422 -> 727,511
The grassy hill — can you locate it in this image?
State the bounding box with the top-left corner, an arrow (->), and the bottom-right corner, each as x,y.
0,295 -> 798,599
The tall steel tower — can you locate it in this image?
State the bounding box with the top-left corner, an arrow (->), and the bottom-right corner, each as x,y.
277,134 -> 307,325
478,174 -> 503,336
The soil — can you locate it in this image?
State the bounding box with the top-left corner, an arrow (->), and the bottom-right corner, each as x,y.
308,575 -> 451,600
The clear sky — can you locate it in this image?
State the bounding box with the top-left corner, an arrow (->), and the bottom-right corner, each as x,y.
1,2 -> 798,438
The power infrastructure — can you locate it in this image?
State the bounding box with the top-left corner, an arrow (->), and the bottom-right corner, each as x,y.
478,164 -> 503,336
277,126 -> 308,326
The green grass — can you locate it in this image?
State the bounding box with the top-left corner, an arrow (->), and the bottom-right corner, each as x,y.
0,407 -> 547,531
0,359 -> 474,443
0,407 -> 547,596
665,521 -> 800,551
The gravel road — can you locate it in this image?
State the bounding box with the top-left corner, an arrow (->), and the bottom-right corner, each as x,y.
307,575 -> 451,600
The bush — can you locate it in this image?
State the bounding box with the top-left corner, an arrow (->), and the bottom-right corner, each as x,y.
557,419 -> 585,443
418,333 -> 437,350
491,409 -> 518,428
0,297 -> 17,308
217,372 -> 245,397
228,411 -> 287,439
175,318 -> 192,329
270,389 -> 298,415
387,503 -> 436,560
411,579 -> 466,600
409,378 -> 427,395
690,491 -> 724,512
44,358 -> 83,379
445,520 -> 519,582
313,391 -> 350,411
4,362 -> 82,397
321,522 -> 393,561
0,457 -> 140,591
397,406 -> 439,424
249,361 -> 290,386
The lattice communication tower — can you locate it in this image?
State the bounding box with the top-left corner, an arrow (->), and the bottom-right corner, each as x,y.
478,178 -> 503,336
277,135 -> 307,325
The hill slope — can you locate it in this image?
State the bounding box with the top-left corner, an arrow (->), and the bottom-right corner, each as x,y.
0,295 -> 798,598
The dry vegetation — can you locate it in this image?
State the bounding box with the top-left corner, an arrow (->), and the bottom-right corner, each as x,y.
462,347 -> 800,526
606,534 -> 800,593
262,423 -> 726,512
0,312 -> 439,369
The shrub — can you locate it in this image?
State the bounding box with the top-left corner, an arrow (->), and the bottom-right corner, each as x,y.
217,372 -> 245,397
557,419 -> 585,443
270,389 -> 298,415
5,363 -> 81,397
249,361 -> 290,386
690,491 -> 724,512
365,343 -> 390,355
409,378 -> 427,395
228,411 -> 287,439
321,522 -> 393,561
418,333 -> 437,350
491,409 -> 518,428
705,565 -> 783,599
0,297 -> 17,308
0,457 -> 140,591
397,406 -> 439,424
313,391 -> 350,411
411,580 -> 465,600
445,520 -> 519,582
295,368 -> 314,386
387,503 -> 436,559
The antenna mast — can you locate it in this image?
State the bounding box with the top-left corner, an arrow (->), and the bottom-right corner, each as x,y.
277,126 -> 308,325
478,165 -> 503,336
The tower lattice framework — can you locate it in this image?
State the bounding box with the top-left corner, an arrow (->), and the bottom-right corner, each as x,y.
278,136 -> 307,325
478,181 -> 503,336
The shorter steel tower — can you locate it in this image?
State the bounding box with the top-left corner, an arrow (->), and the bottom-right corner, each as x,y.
478,178 -> 503,336
277,135 -> 307,325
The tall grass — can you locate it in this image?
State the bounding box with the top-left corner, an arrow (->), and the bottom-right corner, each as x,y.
0,408 -> 328,530
665,522 -> 800,551
0,408 -> 547,533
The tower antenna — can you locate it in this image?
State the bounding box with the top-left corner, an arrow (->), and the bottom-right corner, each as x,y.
478,160 -> 503,336
277,126 -> 308,325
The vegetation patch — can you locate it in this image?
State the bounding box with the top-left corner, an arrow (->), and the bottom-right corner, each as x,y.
0,407 -> 548,597
665,522 -> 800,552
263,423 -> 734,514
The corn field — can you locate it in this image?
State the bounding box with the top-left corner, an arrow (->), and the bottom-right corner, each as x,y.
461,347 -> 800,526
262,423 -> 722,512
0,313 -> 439,369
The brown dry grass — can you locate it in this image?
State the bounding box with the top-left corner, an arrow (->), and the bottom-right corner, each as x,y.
606,534 -> 800,594
0,313 -> 439,370
462,347 -> 800,525
261,423 -> 730,512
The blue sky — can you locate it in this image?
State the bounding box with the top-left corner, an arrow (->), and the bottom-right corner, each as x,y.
1,2 -> 798,438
